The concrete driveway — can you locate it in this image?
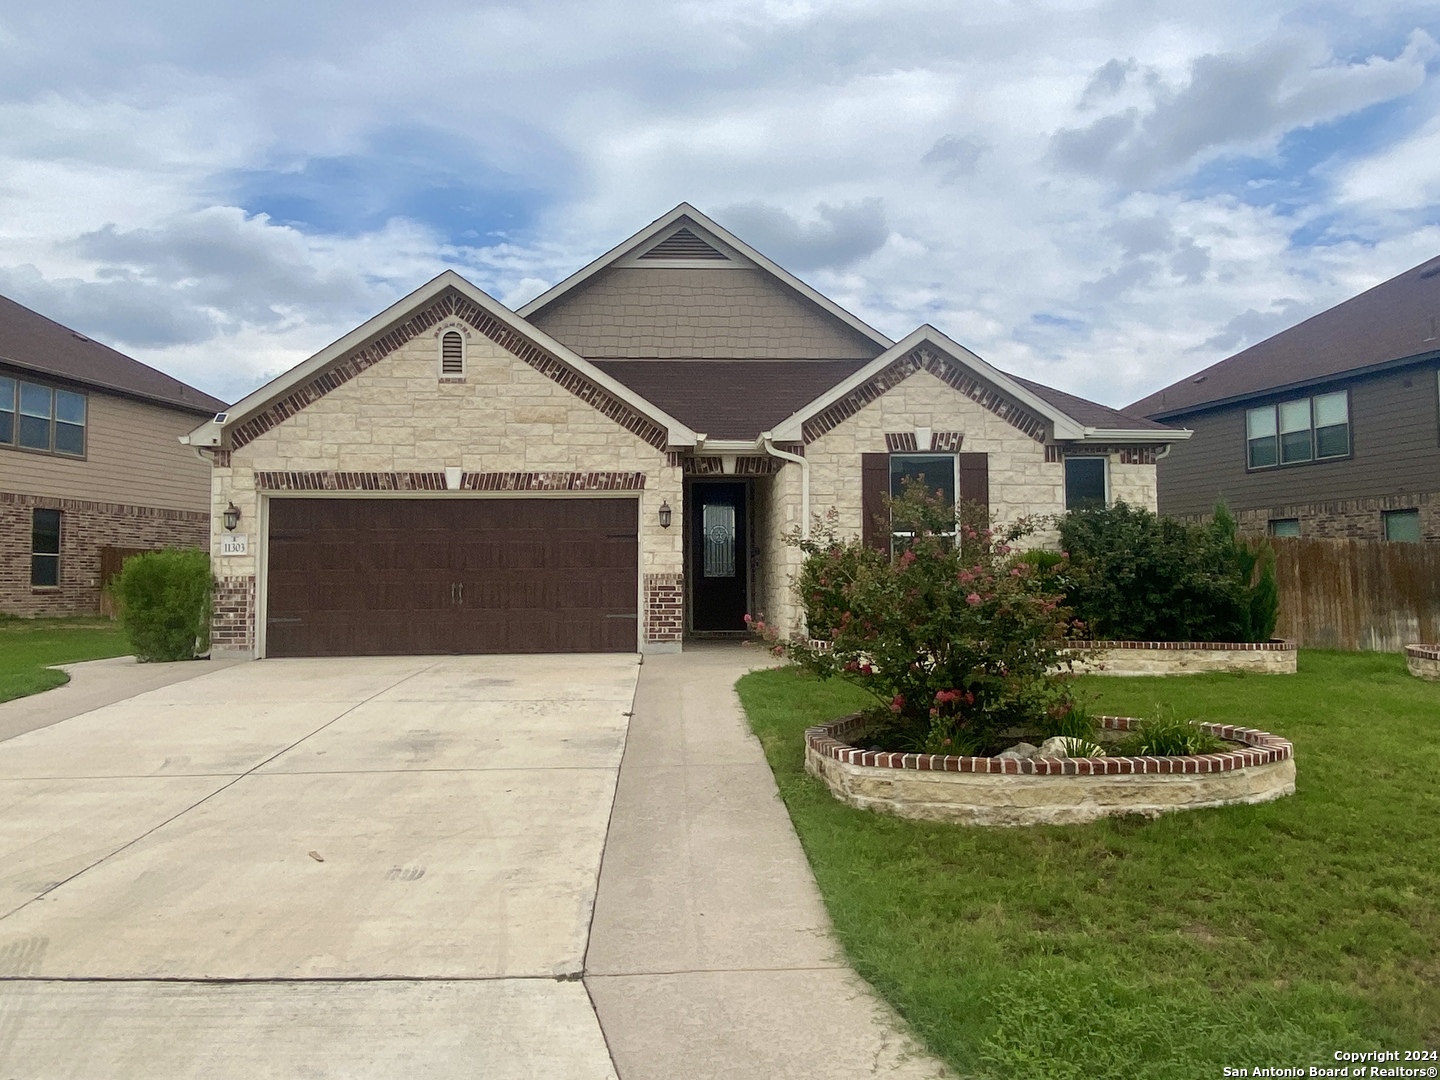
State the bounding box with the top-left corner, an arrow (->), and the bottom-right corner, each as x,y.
0,654 -> 639,1078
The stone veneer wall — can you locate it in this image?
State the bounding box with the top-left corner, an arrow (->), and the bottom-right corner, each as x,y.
1,490 -> 208,617
763,367 -> 1161,637
805,713 -> 1296,826
1404,643 -> 1440,681
1069,639 -> 1298,676
211,321 -> 683,656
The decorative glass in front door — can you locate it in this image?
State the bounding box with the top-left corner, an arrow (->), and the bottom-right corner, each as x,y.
702,503 -> 736,578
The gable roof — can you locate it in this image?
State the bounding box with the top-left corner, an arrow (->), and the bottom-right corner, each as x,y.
518,203 -> 895,353
184,270 -> 699,451
1130,253 -> 1440,419
766,325 -> 1185,444
0,293 -> 225,416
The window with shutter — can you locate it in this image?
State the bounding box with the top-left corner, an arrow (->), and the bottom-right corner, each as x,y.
440,330 -> 465,377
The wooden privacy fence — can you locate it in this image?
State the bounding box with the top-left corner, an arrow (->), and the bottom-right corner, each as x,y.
97,546 -> 155,618
1267,537 -> 1440,652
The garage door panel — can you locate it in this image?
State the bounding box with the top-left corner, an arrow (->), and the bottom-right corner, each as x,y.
266,498 -> 639,656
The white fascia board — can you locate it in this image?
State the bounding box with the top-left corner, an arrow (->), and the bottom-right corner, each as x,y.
1071,427 -> 1193,443
517,203 -> 895,352
192,270 -> 699,449
769,325 -> 1090,442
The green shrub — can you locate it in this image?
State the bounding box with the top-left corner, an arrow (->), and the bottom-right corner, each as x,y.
1112,706 -> 1224,756
115,549 -> 212,662
768,480 -> 1076,756
1059,501 -> 1278,643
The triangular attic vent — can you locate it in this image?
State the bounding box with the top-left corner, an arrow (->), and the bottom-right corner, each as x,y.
639,227 -> 729,260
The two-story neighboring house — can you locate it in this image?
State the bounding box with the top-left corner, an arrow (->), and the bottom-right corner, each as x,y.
1,295 -> 226,616
1129,254 -> 1440,542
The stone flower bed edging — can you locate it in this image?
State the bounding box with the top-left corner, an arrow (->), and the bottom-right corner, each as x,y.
1404,644 -> 1440,681
804,714 -> 1296,826
1066,639 -> 1297,676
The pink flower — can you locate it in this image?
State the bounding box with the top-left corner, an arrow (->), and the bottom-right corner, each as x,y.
889,694 -> 905,713
899,549 -> 916,567
929,707 -> 939,718
860,663 -> 873,675
958,569 -> 975,584
966,592 -> 982,606
743,613 -> 753,624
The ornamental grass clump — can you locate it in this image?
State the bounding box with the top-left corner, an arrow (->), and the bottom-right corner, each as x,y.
775,480 -> 1077,756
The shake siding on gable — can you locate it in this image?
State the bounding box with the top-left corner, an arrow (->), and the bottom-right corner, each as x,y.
0,391 -> 210,512
526,267 -> 884,359
1156,364 -> 1440,518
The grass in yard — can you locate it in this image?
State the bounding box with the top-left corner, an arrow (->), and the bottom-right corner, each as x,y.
0,616 -> 131,703
737,651 -> 1440,1079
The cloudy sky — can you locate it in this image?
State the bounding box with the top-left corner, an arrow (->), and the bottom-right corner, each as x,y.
1,1 -> 1438,409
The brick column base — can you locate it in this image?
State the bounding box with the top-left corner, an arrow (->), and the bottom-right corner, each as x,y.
212,575 -> 256,657
643,572 -> 683,650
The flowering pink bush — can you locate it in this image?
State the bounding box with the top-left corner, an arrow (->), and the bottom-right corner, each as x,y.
770,481 -> 1076,755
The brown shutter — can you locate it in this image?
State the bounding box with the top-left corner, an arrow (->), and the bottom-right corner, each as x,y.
958,452 -> 989,515
861,453 -> 890,550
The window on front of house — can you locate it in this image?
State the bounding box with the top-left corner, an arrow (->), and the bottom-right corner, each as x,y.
31,508 -> 60,587
1247,391 -> 1349,470
1268,518 -> 1301,538
889,454 -> 956,549
1064,456 -> 1108,510
0,376 -> 14,443
1382,509 -> 1422,543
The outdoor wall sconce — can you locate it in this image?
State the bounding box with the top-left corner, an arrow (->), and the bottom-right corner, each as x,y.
658,500 -> 672,529
223,502 -> 242,531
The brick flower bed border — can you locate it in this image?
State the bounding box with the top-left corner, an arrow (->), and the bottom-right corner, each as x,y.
1066,639 -> 1297,676
1404,644 -> 1440,682
804,714 -> 1296,826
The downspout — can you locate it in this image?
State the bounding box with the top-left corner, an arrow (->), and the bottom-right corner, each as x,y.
761,434 -> 810,540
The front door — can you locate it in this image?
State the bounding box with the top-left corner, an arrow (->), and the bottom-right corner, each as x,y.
690,482 -> 748,632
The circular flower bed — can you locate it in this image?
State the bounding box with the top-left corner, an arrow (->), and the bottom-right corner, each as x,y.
805,714 -> 1295,827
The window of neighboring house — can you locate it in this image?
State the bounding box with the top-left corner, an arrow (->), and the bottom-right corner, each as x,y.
1268,518 -> 1301,538
440,330 -> 465,377
1246,391 -> 1349,469
889,454 -> 956,549
1,378 -> 86,456
1064,456 -> 1108,510
31,508 -> 61,587
0,375 -> 13,443
1382,508 -> 1422,543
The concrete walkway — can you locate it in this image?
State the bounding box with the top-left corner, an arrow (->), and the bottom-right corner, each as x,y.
0,655 -> 242,743
586,645 -> 948,1079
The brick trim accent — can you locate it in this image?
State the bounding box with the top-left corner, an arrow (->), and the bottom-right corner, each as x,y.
644,572 -> 683,643
1405,643 -> 1440,661
461,471 -> 645,491
1045,444 -> 1161,464
228,287 -> 670,452
0,489 -> 208,524
1075,638 -> 1295,652
803,345 -> 1048,444
255,471 -> 646,492
806,713 -> 1293,776
682,456 -> 781,476
885,431 -> 965,452
257,472 -> 447,491
212,575 -> 256,653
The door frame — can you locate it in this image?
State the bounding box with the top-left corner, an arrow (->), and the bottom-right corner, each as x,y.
254,490 -> 645,659
683,477 -> 755,636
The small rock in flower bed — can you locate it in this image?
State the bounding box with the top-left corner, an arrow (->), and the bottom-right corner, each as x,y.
997,742 -> 1040,761
1037,736 -> 1071,759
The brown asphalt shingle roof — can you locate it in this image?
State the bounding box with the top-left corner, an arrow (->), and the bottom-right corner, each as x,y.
1129,254 -> 1440,419
0,294 -> 226,415
1008,375 -> 1174,432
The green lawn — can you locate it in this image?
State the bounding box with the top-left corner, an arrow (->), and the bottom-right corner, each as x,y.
0,616 -> 131,704
737,652 -> 1440,1079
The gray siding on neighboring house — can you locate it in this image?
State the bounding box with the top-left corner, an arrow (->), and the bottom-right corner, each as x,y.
528,267 -> 885,359
1156,362 -> 1440,518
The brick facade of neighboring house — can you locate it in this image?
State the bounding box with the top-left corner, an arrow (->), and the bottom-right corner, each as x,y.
191,205 -> 1182,658
0,296 -> 223,617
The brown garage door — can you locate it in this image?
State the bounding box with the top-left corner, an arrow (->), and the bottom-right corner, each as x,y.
265,498 -> 638,657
